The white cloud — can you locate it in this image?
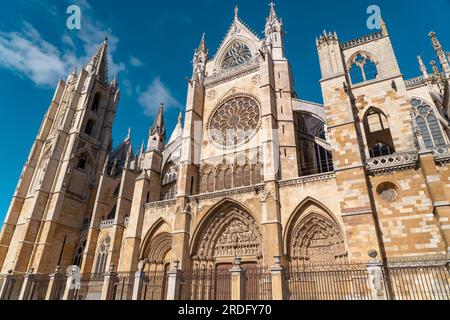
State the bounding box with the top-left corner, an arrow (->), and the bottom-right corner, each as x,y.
0,0 -> 126,87
0,24 -> 67,86
129,55 -> 144,67
138,77 -> 181,116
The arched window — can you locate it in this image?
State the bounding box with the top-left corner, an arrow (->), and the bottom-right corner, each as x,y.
411,98 -> 446,148
253,164 -> 263,184
349,53 -> 378,85
78,153 -> 88,170
73,240 -> 86,267
200,174 -> 208,193
216,170 -> 225,191
85,119 -> 95,136
91,93 -> 102,113
296,113 -> 334,176
207,173 -> 215,192
95,236 -> 111,275
363,108 -> 395,157
225,169 -> 232,190
243,166 -> 251,186
107,205 -> 117,220
221,42 -> 253,69
235,167 -> 243,188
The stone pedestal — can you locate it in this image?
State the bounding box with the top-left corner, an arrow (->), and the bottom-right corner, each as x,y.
230,258 -> 244,301
101,264 -> 117,300
18,268 -> 34,300
366,250 -> 387,300
270,256 -> 285,300
0,270 -> 14,300
45,266 -> 61,300
166,261 -> 182,300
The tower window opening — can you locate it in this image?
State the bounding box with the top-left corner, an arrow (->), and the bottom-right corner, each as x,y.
85,119 -> 95,136
363,108 -> 395,158
91,93 -> 102,113
349,53 -> 378,85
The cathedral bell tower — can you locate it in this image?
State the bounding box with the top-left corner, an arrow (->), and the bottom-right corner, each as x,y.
0,39 -> 120,274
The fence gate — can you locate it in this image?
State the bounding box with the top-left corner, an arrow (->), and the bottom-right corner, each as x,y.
243,264 -> 272,300
285,262 -> 372,300
72,274 -> 105,300
180,265 -> 231,300
141,270 -> 168,300
112,272 -> 135,300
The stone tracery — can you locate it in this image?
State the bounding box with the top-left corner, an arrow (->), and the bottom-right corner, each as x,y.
208,95 -> 261,148
221,42 -> 253,69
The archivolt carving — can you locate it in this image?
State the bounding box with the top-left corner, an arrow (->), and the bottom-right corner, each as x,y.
289,213 -> 347,263
147,232 -> 172,263
193,205 -> 262,262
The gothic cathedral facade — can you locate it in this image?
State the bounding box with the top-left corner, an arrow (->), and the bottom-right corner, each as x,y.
1,5 -> 450,280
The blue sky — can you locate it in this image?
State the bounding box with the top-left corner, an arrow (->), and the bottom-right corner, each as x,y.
0,0 -> 449,222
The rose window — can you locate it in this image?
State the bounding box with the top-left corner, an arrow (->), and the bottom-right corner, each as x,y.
209,95 -> 261,147
221,42 -> 253,69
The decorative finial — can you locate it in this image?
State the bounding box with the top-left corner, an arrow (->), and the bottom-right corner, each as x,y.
160,103 -> 164,110
126,127 -> 131,141
380,15 -> 388,36
417,55 -> 429,78
234,5 -> 239,19
430,60 -> 440,76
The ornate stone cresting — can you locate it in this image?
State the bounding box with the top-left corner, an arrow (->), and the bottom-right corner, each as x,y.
289,214 -> 347,264
340,32 -> 384,50
316,31 -> 338,47
365,151 -> 419,174
192,205 -> 262,262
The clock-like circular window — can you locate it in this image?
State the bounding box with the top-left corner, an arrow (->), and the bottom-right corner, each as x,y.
208,95 -> 261,148
377,182 -> 398,202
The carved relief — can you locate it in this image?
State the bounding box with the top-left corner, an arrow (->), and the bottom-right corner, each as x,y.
193,205 -> 262,261
147,233 -> 172,263
289,214 -> 347,264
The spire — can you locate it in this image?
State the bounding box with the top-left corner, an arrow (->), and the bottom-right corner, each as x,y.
149,104 -> 166,137
86,38 -> 109,83
147,104 -> 166,151
125,142 -> 132,169
102,154 -> 110,175
192,33 -> 208,83
265,2 -> 283,38
429,31 -> 450,76
430,60 -> 441,77
125,127 -> 131,141
417,55 -> 429,78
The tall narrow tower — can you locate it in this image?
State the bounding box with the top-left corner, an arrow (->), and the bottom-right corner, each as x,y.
0,40 -> 120,274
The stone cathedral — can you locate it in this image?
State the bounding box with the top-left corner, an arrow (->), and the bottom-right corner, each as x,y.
1,4 -> 450,298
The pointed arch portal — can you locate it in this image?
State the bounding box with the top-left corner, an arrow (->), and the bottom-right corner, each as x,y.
286,199 -> 347,264
191,201 -> 262,264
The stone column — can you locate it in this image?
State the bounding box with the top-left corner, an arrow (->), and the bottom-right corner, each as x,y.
270,256 -> 285,300
366,250 -> 387,300
230,258 -> 244,301
166,260 -> 181,301
132,260 -> 146,300
0,270 -> 14,300
101,263 -> 117,300
18,268 -> 35,300
45,266 -> 61,300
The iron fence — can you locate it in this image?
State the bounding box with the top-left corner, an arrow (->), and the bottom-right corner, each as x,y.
180,267 -> 231,300
141,271 -> 168,300
285,262 -> 372,300
243,266 -> 272,300
383,259 -> 450,300
112,272 -> 135,300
